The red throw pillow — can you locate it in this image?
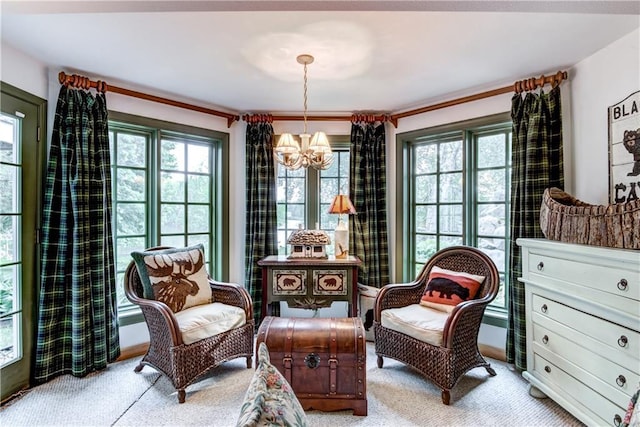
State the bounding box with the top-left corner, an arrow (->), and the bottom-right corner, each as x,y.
420,266 -> 485,307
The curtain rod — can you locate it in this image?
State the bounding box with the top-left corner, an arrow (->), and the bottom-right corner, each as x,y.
58,72 -> 240,128
390,70 -> 568,123
243,113 -> 390,124
59,70 -> 567,129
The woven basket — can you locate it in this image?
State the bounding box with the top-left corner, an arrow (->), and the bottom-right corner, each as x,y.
540,187 -> 640,249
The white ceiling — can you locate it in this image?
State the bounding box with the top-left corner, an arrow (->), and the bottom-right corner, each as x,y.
2,1 -> 639,116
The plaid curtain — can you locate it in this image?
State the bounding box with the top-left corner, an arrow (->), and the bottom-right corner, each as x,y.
349,120 -> 390,288
35,86 -> 119,383
507,86 -> 564,371
245,119 -> 278,326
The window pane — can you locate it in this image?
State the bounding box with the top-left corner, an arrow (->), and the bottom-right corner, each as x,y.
478,134 -> 506,168
478,204 -> 506,237
116,203 -> 146,235
415,234 -> 437,264
0,265 -> 17,314
439,140 -> 462,172
187,235 -> 209,253
439,235 -> 462,248
188,175 -> 210,203
478,238 -> 506,271
161,172 -> 185,202
285,179 -> 305,203
0,115 -> 17,164
320,178 -> 339,203
161,140 -> 184,171
0,216 -> 19,263
415,205 -> 436,233
116,134 -> 146,167
161,204 -> 185,234
478,169 -> 506,201
415,175 -> 436,203
439,173 -> 462,202
116,237 -> 146,271
0,314 -> 20,367
0,165 -> 17,213
187,144 -> 209,173
439,205 -> 462,234
188,205 -> 210,233
161,235 -> 185,247
117,168 -> 145,201
286,204 -> 305,229
415,144 -> 437,174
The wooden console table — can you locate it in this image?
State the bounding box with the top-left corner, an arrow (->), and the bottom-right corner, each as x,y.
258,255 -> 361,318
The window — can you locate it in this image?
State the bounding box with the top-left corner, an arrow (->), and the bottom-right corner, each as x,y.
397,113 -> 511,314
276,137 -> 350,256
109,112 -> 229,317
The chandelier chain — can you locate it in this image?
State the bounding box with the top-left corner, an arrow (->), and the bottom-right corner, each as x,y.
303,62 -> 308,134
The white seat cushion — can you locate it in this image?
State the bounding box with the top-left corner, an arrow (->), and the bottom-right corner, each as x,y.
381,304 -> 449,346
174,302 -> 246,345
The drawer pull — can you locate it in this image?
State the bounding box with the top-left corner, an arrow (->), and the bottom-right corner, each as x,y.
544,365 -> 551,373
614,414 -> 622,427
618,335 -> 628,348
617,279 -> 628,291
537,262 -> 544,271
616,375 -> 626,387
542,335 -> 549,344
541,304 -> 548,313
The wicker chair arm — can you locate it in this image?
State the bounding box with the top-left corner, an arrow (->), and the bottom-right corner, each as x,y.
129,294 -> 184,346
374,281 -> 425,322
209,280 -> 254,322
441,298 -> 490,348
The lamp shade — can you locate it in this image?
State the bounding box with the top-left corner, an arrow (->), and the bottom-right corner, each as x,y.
309,131 -> 332,153
328,194 -> 356,215
275,133 -> 300,153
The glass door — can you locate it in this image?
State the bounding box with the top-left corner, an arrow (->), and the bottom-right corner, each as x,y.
0,83 -> 45,401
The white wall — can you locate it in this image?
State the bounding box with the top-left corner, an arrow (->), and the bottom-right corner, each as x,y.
570,28 -> 640,204
3,27 -> 637,352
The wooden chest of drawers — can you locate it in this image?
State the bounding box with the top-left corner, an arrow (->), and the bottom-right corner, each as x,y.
518,238 -> 639,427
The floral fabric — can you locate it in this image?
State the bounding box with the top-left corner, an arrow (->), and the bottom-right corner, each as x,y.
237,343 -> 307,427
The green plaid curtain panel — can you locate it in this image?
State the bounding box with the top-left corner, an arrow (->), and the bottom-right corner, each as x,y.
507,86 -> 564,371
245,120 -> 278,325
35,86 -> 120,383
349,121 -> 390,288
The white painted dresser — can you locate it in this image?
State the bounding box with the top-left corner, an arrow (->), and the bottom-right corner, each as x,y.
518,238 -> 640,427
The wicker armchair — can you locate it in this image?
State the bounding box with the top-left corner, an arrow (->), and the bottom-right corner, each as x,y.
124,248 -> 254,403
374,246 -> 499,405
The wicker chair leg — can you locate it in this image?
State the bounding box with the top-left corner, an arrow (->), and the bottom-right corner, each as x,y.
486,365 -> 497,376
246,356 -> 252,369
178,389 -> 186,403
441,389 -> 450,405
377,355 -> 384,368
134,363 -> 144,373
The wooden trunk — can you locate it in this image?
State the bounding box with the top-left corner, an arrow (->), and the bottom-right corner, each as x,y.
256,316 -> 367,416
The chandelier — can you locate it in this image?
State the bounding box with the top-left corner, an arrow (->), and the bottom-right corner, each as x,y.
274,54 -> 333,170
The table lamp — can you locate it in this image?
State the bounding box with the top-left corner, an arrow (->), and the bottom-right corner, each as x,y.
328,194 -> 356,259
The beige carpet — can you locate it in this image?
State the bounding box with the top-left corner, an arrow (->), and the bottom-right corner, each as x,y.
1,342 -> 582,426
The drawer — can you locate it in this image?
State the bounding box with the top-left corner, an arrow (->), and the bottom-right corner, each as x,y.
531,294 -> 640,367
313,269 -> 348,296
531,353 -> 626,427
527,252 -> 639,303
532,322 -> 638,404
272,269 -> 307,295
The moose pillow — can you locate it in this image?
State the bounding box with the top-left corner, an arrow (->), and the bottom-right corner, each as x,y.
131,244 -> 212,313
420,266 -> 484,308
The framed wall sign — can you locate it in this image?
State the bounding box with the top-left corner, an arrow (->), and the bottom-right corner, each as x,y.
609,90 -> 640,204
